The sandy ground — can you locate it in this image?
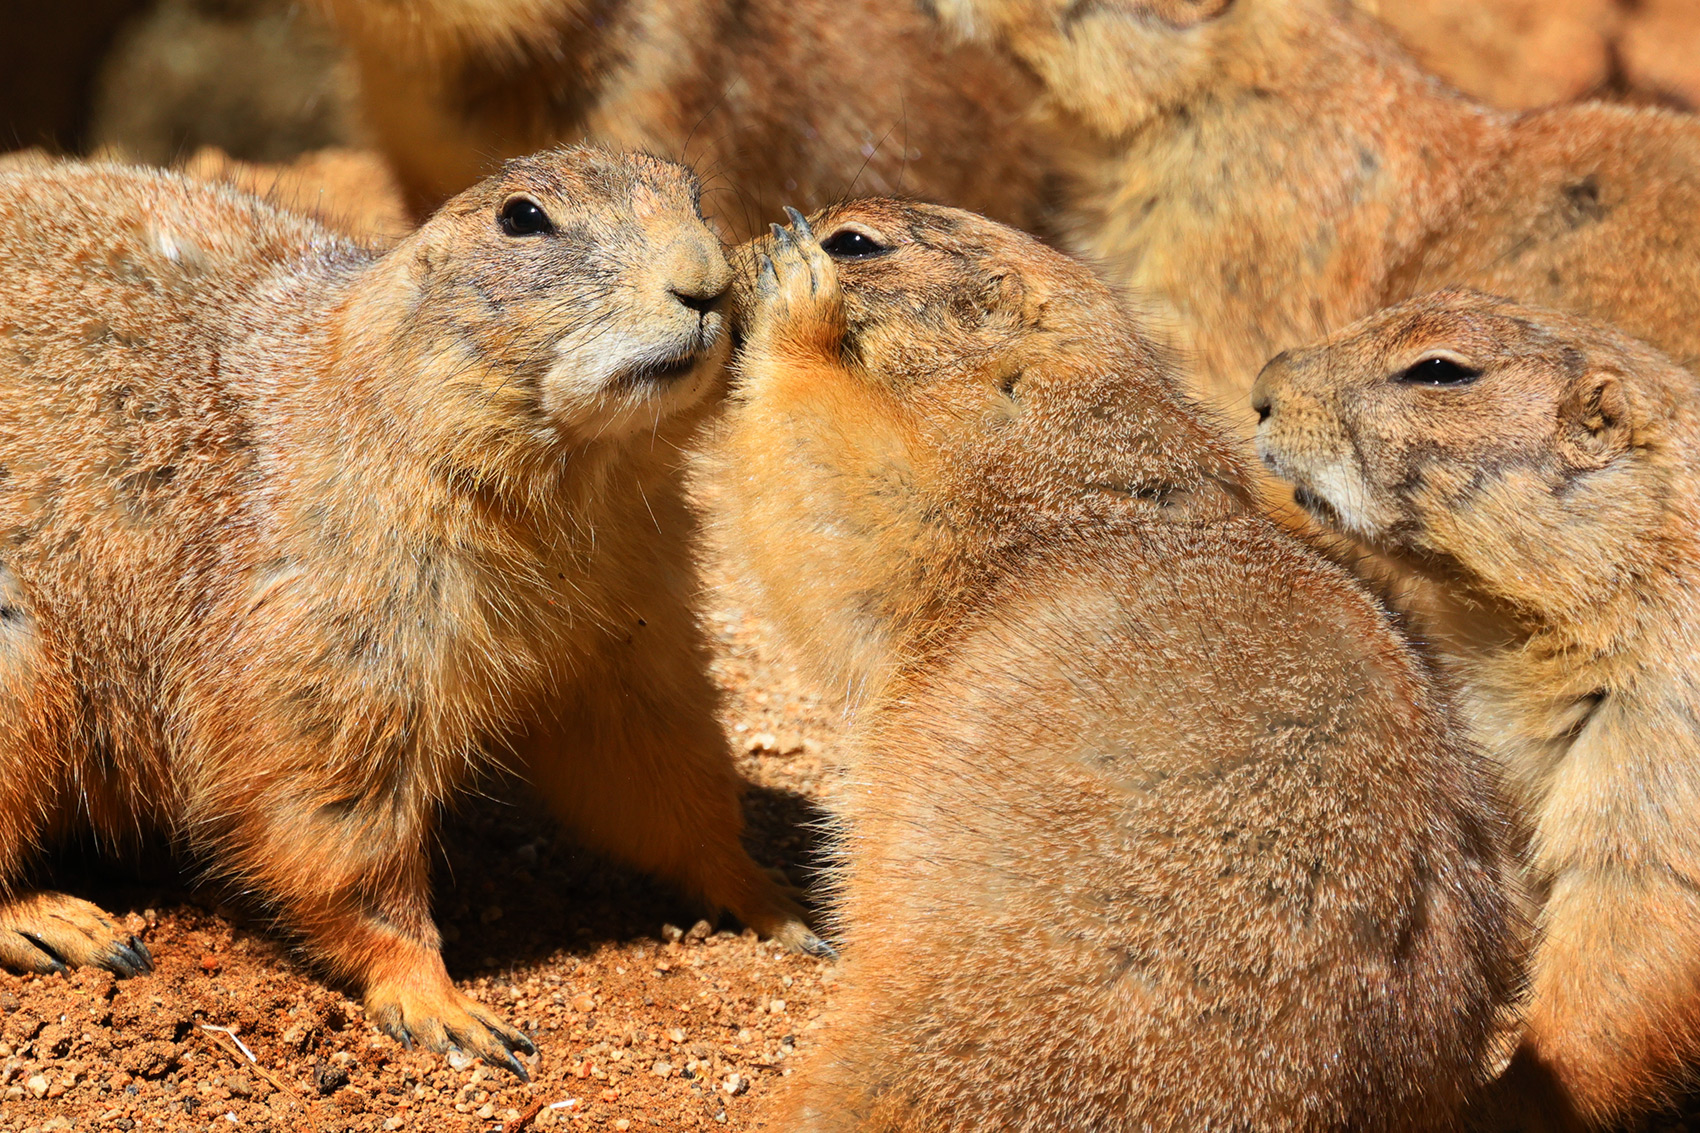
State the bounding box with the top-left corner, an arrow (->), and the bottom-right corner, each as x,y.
0,565 -> 848,1133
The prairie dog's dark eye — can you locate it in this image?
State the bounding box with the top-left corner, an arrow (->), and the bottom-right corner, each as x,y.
499,196 -> 554,237
819,228 -> 891,260
1396,355 -> 1481,386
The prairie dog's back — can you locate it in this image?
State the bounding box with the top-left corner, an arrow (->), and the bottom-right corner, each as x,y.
811,522 -> 1513,1131
0,170 -> 371,774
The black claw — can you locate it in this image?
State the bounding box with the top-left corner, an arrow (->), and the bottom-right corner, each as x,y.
784,207 -> 813,238
496,1045 -> 530,1081
130,936 -> 154,973
104,942 -> 148,979
800,933 -> 838,961
509,1030 -> 537,1057
769,223 -> 795,249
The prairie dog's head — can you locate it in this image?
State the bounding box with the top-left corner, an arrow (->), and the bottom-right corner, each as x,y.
377,147 -> 731,457
731,197 -> 1245,511
921,0 -> 1314,137
1253,289 -> 1692,612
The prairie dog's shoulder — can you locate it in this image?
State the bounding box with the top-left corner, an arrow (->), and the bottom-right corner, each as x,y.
0,163 -> 361,422
0,162 -> 343,259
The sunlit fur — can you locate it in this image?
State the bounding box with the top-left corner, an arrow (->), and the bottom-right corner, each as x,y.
1254,289 -> 1700,1129
313,0 -> 1053,239
0,148 -> 812,1074
927,0 -> 1700,442
716,202 -> 1525,1131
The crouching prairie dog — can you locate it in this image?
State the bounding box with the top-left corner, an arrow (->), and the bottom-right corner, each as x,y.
314,0 -> 1052,239
716,203 -> 1525,1130
0,148 -> 817,1075
1252,289 -> 1700,1127
922,0 -> 1700,437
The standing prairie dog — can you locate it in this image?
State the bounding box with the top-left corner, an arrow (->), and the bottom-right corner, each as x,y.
313,0 -> 1052,239
716,203 -> 1524,1130
1251,289 -> 1700,1127
0,149 -> 817,1075
923,0 -> 1700,434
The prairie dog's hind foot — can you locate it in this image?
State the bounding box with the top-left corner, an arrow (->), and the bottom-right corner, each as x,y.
741,867 -> 835,958
365,957 -> 537,1080
0,891 -> 153,977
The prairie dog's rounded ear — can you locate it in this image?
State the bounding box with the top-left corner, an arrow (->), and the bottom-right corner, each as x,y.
1558,372 -> 1632,469
955,271 -> 1029,324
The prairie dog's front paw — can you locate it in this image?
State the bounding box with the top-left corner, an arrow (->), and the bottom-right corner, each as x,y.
367,966 -> 537,1079
0,891 -> 153,977
746,207 -> 845,360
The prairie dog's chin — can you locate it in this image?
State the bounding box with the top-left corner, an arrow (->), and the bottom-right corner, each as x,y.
1286,461 -> 1384,542
543,325 -> 725,445
1257,434 -> 1386,541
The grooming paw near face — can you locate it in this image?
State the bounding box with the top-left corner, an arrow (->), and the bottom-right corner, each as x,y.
744,208 -> 850,364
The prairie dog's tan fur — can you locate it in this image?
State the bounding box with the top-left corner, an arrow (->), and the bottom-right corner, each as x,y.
316,0 -> 1051,238
0,150 -> 815,1074
718,203 -> 1524,1130
1252,289 -> 1700,1127
926,0 -> 1700,432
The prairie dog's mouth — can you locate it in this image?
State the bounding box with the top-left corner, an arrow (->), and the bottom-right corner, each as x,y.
1291,485 -> 1342,529
613,346 -> 708,387
608,317 -> 725,388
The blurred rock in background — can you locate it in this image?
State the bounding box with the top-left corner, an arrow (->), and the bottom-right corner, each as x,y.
88,0 -> 358,165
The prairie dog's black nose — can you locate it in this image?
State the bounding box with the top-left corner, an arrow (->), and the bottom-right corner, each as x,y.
1252,394 -> 1272,424
665,233 -> 734,318
671,284 -> 728,315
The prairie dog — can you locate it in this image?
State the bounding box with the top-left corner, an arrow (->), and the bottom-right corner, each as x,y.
0,149 -> 815,1075
314,0 -> 1052,239
716,203 -> 1524,1130
923,0 -> 1700,435
1251,289 -> 1700,1127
